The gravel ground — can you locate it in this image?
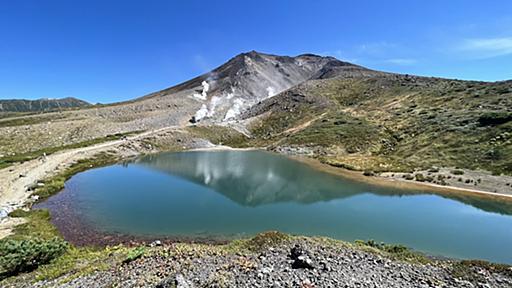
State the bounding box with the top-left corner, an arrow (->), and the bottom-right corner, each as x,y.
5,235 -> 510,288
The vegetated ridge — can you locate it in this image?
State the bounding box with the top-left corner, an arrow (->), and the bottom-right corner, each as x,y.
0,97 -> 90,113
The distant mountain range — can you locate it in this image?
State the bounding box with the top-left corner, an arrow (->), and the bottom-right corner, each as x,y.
0,97 -> 90,112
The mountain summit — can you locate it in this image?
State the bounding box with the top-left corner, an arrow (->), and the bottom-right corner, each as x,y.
143,51 -> 378,122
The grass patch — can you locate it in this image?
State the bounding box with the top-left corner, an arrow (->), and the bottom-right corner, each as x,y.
186,125 -> 250,147
355,239 -> 430,264
33,151 -> 118,200
8,209 -> 60,240
32,246 -> 125,282
450,259 -> 512,283
1,242 -> 133,284
122,246 -> 145,264
0,131 -> 136,170
229,231 -> 290,253
0,114 -> 66,128
286,113 -> 390,154
321,155 -> 413,173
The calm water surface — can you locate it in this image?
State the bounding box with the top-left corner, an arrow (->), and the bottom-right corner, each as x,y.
38,151 -> 512,264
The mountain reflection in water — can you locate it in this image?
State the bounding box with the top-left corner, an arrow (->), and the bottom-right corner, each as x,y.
135,151 -> 512,215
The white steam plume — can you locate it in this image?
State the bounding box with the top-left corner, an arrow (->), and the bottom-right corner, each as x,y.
194,104 -> 208,121
192,81 -> 210,101
206,96 -> 222,117
266,86 -> 276,98
224,98 -> 245,121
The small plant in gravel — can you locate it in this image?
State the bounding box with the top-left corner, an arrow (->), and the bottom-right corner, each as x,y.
122,246 -> 145,264
241,231 -> 290,252
355,240 -> 429,263
0,238 -> 68,279
450,260 -> 512,284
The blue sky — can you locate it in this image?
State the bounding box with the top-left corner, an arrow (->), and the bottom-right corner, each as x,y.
1,0 -> 512,103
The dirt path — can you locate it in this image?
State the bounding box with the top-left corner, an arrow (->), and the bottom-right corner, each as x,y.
280,112 -> 327,135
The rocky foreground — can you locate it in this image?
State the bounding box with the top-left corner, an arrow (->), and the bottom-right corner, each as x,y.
4,233 -> 511,288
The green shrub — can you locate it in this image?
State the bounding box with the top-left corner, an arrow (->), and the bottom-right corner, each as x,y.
414,173 -> 426,182
7,209 -> 30,218
403,174 -> 414,180
0,238 -> 68,279
478,112 -> 512,126
451,169 -> 464,175
363,170 -> 375,176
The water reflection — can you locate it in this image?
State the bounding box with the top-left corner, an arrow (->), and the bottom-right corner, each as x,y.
135,151 -> 512,215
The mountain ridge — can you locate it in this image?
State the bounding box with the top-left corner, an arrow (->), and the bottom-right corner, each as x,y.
0,97 -> 90,113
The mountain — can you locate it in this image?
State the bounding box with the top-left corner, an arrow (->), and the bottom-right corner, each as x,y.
136,50 -> 510,175
1,51 -> 511,177
141,51 -> 380,123
0,97 -> 90,113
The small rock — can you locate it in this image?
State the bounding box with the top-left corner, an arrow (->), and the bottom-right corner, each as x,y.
292,255 -> 315,270
155,274 -> 193,288
261,267 -> 273,274
290,244 -> 304,260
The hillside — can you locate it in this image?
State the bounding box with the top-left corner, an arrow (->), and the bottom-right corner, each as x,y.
0,97 -> 90,113
239,64 -> 512,176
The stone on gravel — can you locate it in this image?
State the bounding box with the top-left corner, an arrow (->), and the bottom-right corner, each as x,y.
155,274 -> 193,288
290,244 -> 315,269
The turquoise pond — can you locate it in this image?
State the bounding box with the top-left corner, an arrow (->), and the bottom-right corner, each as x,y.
37,150 -> 512,264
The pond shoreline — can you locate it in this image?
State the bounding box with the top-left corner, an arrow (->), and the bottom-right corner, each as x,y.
2,141 -> 512,242
290,155 -> 512,202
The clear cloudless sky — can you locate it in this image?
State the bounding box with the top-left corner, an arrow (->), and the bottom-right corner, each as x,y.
1,0 -> 512,103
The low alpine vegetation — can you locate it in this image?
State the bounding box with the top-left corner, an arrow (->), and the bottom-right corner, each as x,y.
0,238 -> 68,279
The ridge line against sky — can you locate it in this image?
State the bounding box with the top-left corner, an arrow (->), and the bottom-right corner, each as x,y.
1,0 -> 511,103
